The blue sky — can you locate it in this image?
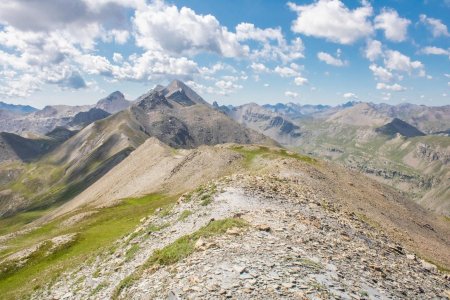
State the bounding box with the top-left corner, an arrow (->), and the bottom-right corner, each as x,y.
0,0 -> 449,108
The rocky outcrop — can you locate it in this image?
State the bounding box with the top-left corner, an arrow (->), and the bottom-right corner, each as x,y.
415,143 -> 450,164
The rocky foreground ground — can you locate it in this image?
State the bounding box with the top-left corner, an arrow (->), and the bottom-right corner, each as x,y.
32,169 -> 450,300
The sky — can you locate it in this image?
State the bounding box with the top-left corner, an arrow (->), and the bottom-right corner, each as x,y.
0,0 -> 449,108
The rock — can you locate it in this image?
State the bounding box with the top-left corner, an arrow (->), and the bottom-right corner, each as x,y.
256,224 -> 271,232
194,238 -> 216,251
226,228 -> 241,236
406,254 -> 415,260
194,238 -> 206,250
421,260 -> 437,272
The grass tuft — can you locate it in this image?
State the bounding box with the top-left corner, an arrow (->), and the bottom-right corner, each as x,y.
145,218 -> 247,267
178,210 -> 192,221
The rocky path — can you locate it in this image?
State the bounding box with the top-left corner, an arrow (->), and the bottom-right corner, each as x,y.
33,173 -> 450,299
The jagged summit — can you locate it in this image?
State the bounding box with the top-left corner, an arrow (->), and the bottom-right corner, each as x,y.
134,80 -> 210,109
162,79 -> 209,106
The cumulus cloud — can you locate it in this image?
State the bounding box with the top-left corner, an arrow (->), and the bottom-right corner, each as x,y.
369,64 -> 393,82
421,46 -> 450,57
0,0 -> 135,32
288,0 -> 373,44
0,0 -> 144,97
249,37 -> 305,63
294,76 -> 308,86
215,79 -> 243,95
133,1 -> 304,64
419,14 -> 449,37
384,50 -> 425,75
285,91 -> 299,98
112,52 -> 123,63
343,92 -> 358,99
250,62 -> 270,73
49,71 -> 87,89
317,51 -> 346,66
374,9 -> 410,42
236,23 -> 283,43
376,82 -> 406,91
365,40 -> 383,61
133,2 -> 247,57
200,63 -> 236,76
274,65 -> 299,77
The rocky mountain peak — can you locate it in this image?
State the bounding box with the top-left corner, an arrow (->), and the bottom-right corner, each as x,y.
162,79 -> 209,106
104,91 -> 125,101
96,91 -> 130,114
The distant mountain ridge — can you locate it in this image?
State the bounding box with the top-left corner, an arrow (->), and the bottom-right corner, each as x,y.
0,91 -> 131,135
0,101 -> 37,114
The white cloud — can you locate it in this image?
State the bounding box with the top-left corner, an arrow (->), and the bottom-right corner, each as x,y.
215,79 -> 243,95
235,23 -> 283,43
288,0 -> 373,44
112,52 -> 123,63
133,2 -> 247,57
421,46 -> 450,57
274,66 -> 299,77
365,40 -> 383,61
200,63 -> 236,75
285,91 -> 299,98
294,76 -> 308,86
419,14 -> 449,37
374,9 -> 410,42
250,37 -> 305,63
376,82 -> 406,91
343,92 -> 358,99
263,83 -> 269,87
0,0 -> 136,32
384,50 -> 424,75
317,51 -> 346,66
250,62 -> 269,73
369,64 -> 393,82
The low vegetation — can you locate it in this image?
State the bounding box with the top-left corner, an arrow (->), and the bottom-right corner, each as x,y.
178,210 -> 192,221
0,193 -> 176,300
146,218 -> 247,267
112,218 -> 247,299
232,145 -> 315,166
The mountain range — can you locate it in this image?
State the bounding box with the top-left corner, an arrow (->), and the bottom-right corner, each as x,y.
0,80 -> 449,299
